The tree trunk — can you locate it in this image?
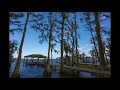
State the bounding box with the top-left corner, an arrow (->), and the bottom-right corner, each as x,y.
72,34 -> 74,66
73,13 -> 79,67
86,12 -> 100,63
60,12 -> 65,73
103,43 -> 109,65
51,48 -> 52,64
105,53 -> 109,65
11,12 -> 30,78
44,12 -> 52,76
83,56 -> 84,63
92,56 -> 95,64
75,27 -> 78,67
67,42 -> 71,66
44,37 -> 51,75
94,12 -> 107,70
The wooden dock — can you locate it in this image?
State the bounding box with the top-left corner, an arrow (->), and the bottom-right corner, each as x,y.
51,64 -> 111,76
25,62 -> 45,66
79,63 -> 100,66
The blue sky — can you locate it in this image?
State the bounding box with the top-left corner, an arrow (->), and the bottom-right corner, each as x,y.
9,12 -> 110,59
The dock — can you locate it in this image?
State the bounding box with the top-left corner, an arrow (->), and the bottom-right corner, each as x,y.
79,63 -> 100,66
51,64 -> 111,76
25,62 -> 45,66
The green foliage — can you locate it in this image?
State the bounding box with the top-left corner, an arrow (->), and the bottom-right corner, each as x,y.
9,12 -> 25,33
80,64 -> 98,69
9,40 -> 18,63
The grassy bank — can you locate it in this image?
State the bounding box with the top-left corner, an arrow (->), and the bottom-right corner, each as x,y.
79,64 -> 98,69
79,64 -> 111,71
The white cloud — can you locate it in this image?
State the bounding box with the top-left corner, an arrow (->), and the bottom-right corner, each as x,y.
102,35 -> 109,39
101,24 -> 105,27
78,45 -> 92,57
101,16 -> 106,20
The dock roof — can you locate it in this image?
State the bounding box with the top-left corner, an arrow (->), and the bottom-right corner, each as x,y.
24,54 -> 47,58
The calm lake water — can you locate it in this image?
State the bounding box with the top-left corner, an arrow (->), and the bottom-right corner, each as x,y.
9,59 -> 106,78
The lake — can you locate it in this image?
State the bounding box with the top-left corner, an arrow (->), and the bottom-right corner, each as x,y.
9,59 -> 106,78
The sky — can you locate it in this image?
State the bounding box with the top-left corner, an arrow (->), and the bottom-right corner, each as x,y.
9,12 -> 111,59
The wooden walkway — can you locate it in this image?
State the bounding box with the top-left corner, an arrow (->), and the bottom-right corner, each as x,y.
51,64 -> 111,76
80,63 -> 100,66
